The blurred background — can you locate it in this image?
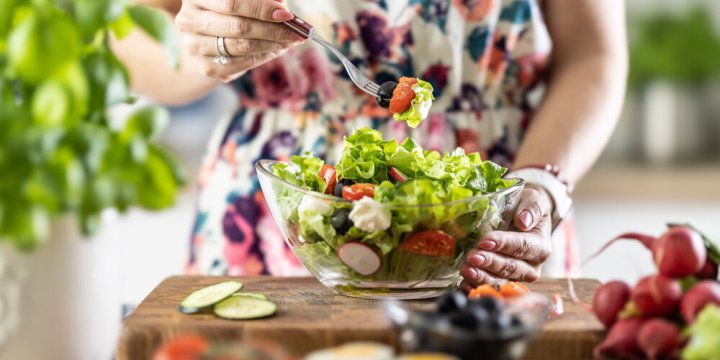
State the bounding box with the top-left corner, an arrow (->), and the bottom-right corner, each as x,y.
1,0 -> 720,359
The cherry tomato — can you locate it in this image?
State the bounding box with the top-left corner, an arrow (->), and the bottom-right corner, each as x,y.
341,183 -> 376,201
319,164 -> 337,195
468,284 -> 503,300
153,335 -> 209,360
401,230 -> 456,257
499,282 -> 531,298
389,77 -> 419,114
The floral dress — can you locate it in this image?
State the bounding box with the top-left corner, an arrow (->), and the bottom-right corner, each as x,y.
187,0 -> 577,277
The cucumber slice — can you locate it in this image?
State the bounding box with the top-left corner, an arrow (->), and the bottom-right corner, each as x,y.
233,292 -> 269,301
214,296 -> 277,320
178,281 -> 243,314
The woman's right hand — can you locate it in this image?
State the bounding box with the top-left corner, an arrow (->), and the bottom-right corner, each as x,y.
175,0 -> 305,82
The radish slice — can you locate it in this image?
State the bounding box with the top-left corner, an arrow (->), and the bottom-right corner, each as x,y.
389,167 -> 409,183
338,242 -> 381,276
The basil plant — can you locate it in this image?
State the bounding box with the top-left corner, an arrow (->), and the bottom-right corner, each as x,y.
0,0 -> 186,250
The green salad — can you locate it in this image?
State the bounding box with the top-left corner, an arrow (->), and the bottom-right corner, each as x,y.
269,128 -> 518,283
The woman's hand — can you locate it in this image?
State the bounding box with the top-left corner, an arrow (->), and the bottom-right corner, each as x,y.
460,185 -> 554,291
175,0 -> 305,82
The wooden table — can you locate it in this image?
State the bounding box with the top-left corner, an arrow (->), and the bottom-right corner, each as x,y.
117,276 -> 604,359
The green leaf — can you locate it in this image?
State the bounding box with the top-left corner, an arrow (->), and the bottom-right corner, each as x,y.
136,146 -> 179,210
7,10 -> 81,83
31,61 -> 89,128
150,144 -> 187,185
49,147 -> 85,208
109,9 -> 135,40
74,0 -> 127,37
6,206 -> 50,251
127,5 -> 180,68
32,81 -> 71,127
682,305 -> 720,360
84,50 -> 131,109
0,0 -> 22,39
122,105 -> 170,141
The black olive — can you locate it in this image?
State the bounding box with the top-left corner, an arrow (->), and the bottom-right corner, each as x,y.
448,310 -> 477,331
509,315 -> 524,329
333,178 -> 355,198
331,208 -> 353,235
468,296 -> 503,315
487,313 -> 512,332
437,291 -> 468,314
376,81 -> 398,108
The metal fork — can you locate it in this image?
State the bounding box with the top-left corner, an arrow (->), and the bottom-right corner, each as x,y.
282,17 -> 382,98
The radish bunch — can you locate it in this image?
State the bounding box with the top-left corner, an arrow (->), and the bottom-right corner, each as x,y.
590,224 -> 720,360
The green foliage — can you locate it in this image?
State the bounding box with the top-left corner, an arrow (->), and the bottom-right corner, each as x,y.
629,8 -> 720,88
0,0 -> 185,250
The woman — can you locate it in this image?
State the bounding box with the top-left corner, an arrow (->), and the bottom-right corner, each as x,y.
112,0 -> 627,288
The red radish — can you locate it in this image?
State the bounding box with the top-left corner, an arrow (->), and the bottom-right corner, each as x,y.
584,227 -> 707,278
338,242 -> 381,276
680,280 -> 720,324
631,275 -> 682,318
654,226 -> 706,278
592,281 -> 631,328
389,167 -> 409,183
637,319 -> 682,360
696,258 -> 718,280
582,232 -> 655,266
594,318 -> 644,359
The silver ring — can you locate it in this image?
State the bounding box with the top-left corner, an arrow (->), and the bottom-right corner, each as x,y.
213,36 -> 230,65
216,36 -> 230,57
212,55 -> 229,65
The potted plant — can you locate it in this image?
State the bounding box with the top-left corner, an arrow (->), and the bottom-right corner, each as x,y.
626,8 -> 720,164
0,0 -> 184,357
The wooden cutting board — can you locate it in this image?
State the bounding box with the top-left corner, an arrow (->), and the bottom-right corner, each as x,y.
116,276 -> 604,360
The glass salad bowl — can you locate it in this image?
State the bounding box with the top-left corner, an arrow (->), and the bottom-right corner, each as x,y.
256,159 -> 524,300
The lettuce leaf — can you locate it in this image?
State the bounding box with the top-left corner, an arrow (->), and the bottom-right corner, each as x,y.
336,127 -> 396,184
273,152 -> 326,192
392,79 -> 435,128
683,305 -> 720,360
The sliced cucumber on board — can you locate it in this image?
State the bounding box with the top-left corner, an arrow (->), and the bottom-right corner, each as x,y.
214,296 -> 277,320
178,281 -> 244,314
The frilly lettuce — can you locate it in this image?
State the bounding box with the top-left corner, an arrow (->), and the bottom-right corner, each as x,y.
392,79 -> 435,128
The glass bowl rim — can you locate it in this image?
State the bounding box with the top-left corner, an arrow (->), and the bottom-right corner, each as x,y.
255,159 -> 526,209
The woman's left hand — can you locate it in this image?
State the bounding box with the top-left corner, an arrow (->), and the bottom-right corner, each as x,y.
460,184 -> 554,291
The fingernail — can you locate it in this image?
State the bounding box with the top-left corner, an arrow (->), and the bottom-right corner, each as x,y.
479,240 -> 496,250
519,210 -> 533,228
462,266 -> 477,279
272,9 -> 294,21
288,32 -> 305,42
468,254 -> 486,267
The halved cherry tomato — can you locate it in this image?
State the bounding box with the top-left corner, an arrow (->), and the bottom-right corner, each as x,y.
341,183 -> 376,201
468,284 -> 503,300
499,281 -> 531,298
319,164 -> 337,195
389,77 -> 419,114
400,230 -> 456,257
